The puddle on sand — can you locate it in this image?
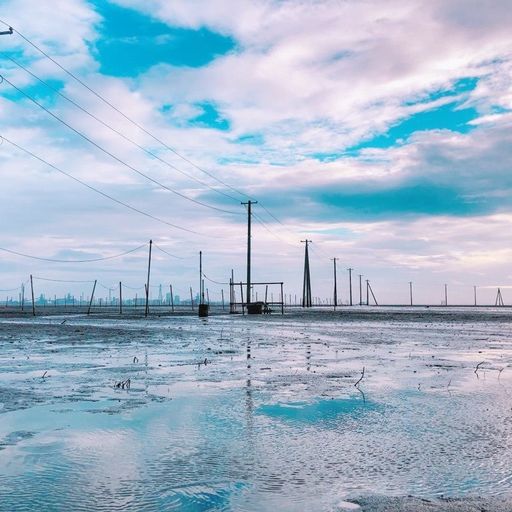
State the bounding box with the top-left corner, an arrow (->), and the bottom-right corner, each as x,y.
1,310 -> 512,511
257,396 -> 377,423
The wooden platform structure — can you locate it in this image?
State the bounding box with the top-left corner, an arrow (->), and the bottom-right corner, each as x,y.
229,280 -> 284,315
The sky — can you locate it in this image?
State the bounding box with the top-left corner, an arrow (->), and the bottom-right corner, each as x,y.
0,0 -> 512,305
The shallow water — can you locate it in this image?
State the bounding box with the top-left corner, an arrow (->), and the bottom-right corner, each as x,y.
1,308 -> 512,511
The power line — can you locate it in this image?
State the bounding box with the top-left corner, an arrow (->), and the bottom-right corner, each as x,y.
0,21 -> 249,200
153,243 -> 185,260
32,276 -> 96,283
1,135 -> 209,236
0,286 -> 21,292
121,284 -> 146,291
202,273 -> 229,285
0,21 -> 315,247
0,23 -> 302,235
1,53 -> 242,204
0,74 -> 240,216
0,242 -> 147,263
252,211 -> 299,248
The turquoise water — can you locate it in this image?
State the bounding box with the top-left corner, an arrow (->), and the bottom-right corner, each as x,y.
1,310 -> 512,510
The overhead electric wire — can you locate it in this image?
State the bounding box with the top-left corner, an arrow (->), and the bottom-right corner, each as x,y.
0,23 -> 295,229
32,276 -> 96,283
0,21 -> 324,251
153,242 -> 185,260
1,53 -> 241,203
309,242 -> 333,261
0,285 -> 22,292
0,135 -> 208,236
0,75 -> 240,216
252,211 -> 299,248
0,242 -> 148,263
202,273 -> 229,285
0,20 -> 248,200
121,284 -> 146,290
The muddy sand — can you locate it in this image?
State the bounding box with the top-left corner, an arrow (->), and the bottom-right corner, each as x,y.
1,307 -> 512,511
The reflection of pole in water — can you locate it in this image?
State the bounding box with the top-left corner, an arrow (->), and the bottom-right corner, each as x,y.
244,340 -> 255,459
246,340 -> 251,369
306,343 -> 311,371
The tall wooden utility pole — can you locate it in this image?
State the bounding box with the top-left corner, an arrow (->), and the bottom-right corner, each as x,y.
444,284 -> 448,306
409,281 -> 413,306
348,268 -> 353,306
473,285 -> 477,306
332,258 -> 338,308
301,240 -> 312,307
358,274 -> 363,305
30,274 -> 35,316
242,200 -> 257,307
199,251 -> 204,304
145,240 -> 152,317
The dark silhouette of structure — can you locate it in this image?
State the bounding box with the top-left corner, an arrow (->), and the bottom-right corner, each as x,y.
301,240 -> 312,307
242,200 -> 257,307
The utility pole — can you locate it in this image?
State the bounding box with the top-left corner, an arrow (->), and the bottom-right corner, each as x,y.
199,251 -> 204,304
366,279 -> 369,306
301,240 -> 312,307
145,240 -> 152,317
358,274 -> 363,306
241,200 -> 257,307
348,268 -> 353,306
30,274 -> 35,316
444,284 -> 448,306
87,280 -> 97,316
332,258 -> 338,308
409,281 -> 413,306
473,285 -> 477,306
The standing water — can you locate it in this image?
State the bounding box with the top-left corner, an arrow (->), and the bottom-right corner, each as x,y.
1,307 -> 512,511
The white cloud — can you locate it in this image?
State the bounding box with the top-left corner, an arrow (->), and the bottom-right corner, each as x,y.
1,0 -> 512,303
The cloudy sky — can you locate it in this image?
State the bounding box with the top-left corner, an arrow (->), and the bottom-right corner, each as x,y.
0,0 -> 511,305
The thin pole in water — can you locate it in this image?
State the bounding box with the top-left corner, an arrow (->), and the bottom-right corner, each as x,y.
332,257 -> 338,309
145,240 -> 153,318
87,280 -> 97,315
240,282 -> 245,315
348,268 -> 353,306
199,251 -> 203,305
119,281 -> 122,315
30,274 -> 35,316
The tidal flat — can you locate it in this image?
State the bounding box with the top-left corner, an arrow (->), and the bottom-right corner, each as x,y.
1,307 -> 512,511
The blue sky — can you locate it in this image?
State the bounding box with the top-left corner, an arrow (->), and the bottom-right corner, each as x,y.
1,0 -> 512,303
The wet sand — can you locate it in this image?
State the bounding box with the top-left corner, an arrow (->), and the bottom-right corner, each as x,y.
1,307 -> 512,511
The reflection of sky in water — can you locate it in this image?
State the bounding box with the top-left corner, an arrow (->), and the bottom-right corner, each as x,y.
1,310 -> 512,510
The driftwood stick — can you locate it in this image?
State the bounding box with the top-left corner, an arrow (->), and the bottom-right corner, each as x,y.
474,361 -> 485,374
354,366 -> 365,387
